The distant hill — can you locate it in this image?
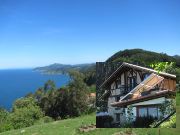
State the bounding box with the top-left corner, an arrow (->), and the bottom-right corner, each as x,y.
34,63 -> 95,74
106,49 -> 180,67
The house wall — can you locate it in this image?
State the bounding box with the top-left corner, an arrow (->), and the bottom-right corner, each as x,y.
108,69 -> 146,124
137,72 -> 142,84
111,82 -> 116,90
108,97 -> 126,123
162,78 -> 176,91
121,73 -> 125,85
125,107 -> 137,121
124,97 -> 173,121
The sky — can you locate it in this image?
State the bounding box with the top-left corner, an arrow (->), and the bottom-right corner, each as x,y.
0,0 -> 180,69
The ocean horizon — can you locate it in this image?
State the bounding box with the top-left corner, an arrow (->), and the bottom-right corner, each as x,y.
0,69 -> 69,110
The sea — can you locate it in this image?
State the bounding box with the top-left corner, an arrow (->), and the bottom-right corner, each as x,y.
0,69 -> 69,110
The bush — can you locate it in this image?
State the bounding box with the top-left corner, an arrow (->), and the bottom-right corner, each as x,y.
43,116 -> 54,123
10,97 -> 44,129
159,114 -> 176,128
0,108 -> 13,133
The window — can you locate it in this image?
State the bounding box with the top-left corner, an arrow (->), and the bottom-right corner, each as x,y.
116,113 -> 120,122
148,107 -> 158,118
128,77 -> 137,91
137,106 -> 158,118
143,74 -> 149,80
116,96 -> 120,102
139,108 -> 148,117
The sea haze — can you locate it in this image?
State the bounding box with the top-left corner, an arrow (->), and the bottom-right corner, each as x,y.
0,69 -> 69,110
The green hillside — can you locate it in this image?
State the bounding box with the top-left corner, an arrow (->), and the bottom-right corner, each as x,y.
1,107 -> 179,135
106,49 -> 180,67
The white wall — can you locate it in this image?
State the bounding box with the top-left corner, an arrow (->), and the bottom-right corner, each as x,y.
121,73 -> 124,85
125,107 -> 136,121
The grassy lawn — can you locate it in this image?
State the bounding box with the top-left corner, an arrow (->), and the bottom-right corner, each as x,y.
176,92 -> 180,106
1,111 -> 179,135
0,114 -> 96,135
1,93 -> 180,135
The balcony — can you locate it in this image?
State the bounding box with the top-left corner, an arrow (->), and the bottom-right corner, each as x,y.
110,84 -> 137,96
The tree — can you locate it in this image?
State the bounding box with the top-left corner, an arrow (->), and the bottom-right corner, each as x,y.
10,97 -> 43,129
67,70 -> 89,116
150,62 -> 180,83
44,80 -> 56,92
12,97 -> 37,111
159,99 -> 176,119
34,87 -> 44,102
0,108 -> 12,133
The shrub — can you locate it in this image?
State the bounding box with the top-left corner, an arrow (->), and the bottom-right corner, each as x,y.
10,97 -> 44,129
43,116 -> 54,123
0,108 -> 13,133
159,114 -> 176,128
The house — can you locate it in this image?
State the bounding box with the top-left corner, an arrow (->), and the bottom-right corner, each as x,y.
99,62 -> 176,126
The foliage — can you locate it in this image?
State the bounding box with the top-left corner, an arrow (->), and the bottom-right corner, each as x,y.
34,71 -> 90,119
106,49 -> 178,67
88,85 -> 96,93
150,62 -> 180,83
12,97 -> 38,111
176,92 -> 180,106
0,108 -> 13,133
66,70 -> 89,117
82,66 -> 96,86
121,105 -> 135,128
44,80 -> 56,92
126,105 -> 134,124
10,97 -> 43,129
159,114 -> 176,128
42,116 -> 54,123
159,99 -> 176,119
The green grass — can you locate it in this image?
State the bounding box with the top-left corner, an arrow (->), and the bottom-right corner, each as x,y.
176,92 -> 180,106
0,114 -> 96,135
1,93 -> 180,135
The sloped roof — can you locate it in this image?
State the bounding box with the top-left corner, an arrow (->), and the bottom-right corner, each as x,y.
100,62 -> 176,88
111,73 -> 175,107
111,90 -> 175,107
120,73 -> 164,101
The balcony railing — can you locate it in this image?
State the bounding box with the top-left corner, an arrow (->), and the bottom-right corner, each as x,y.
110,84 -> 138,96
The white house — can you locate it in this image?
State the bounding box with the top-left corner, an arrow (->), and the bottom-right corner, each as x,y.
99,62 -> 176,126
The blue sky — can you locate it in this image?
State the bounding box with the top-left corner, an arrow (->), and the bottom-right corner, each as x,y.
0,0 -> 180,69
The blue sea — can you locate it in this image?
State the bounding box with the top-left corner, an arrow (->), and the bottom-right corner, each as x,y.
0,69 -> 69,110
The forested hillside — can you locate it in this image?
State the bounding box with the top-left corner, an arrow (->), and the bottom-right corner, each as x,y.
97,49 -> 179,86
106,49 -> 180,67
34,63 -> 95,74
